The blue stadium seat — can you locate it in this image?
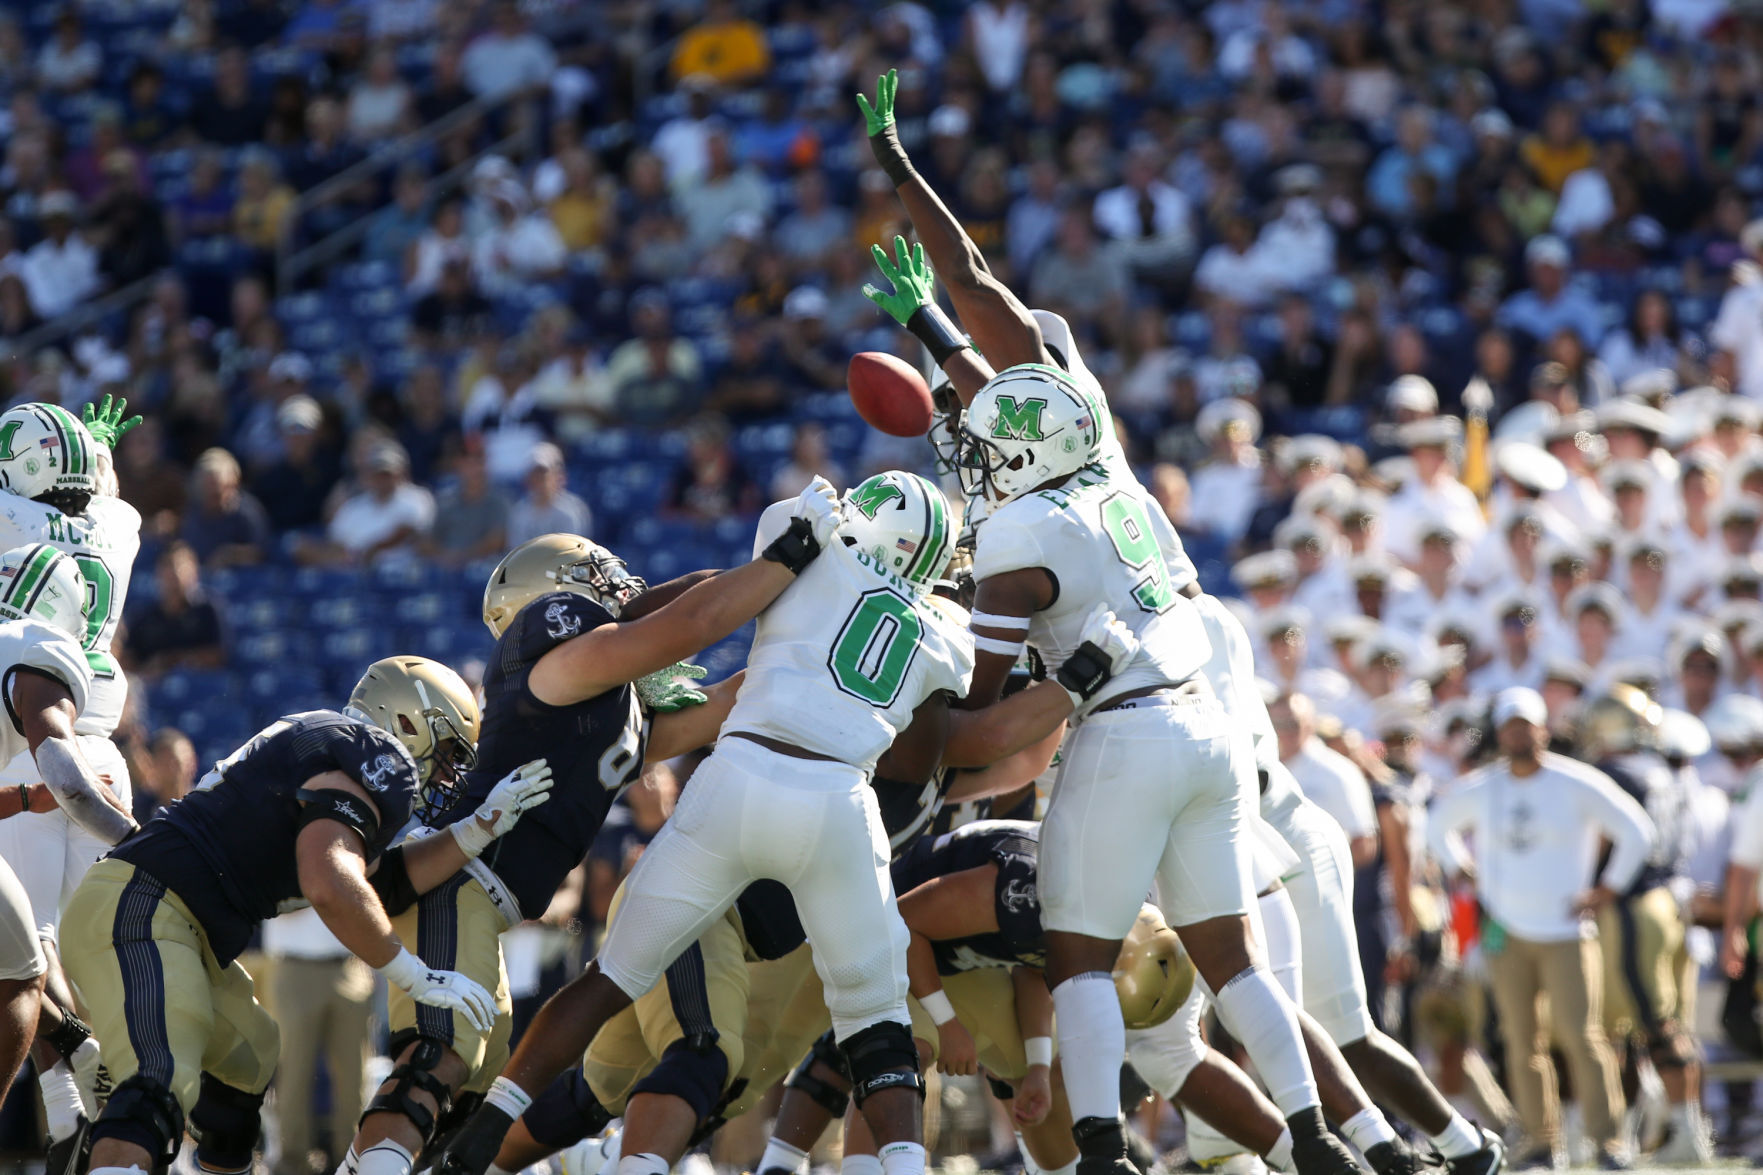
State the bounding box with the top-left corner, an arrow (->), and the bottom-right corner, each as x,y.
154,669 -> 236,711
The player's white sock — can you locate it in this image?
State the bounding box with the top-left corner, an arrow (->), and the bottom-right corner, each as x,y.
356,1140 -> 414,1175
758,1139 -> 809,1175
39,1058 -> 85,1141
1340,1108 -> 1398,1152
616,1153 -> 669,1175
1210,967 -> 1318,1116
877,1140 -> 925,1175
842,1155 -> 882,1175
1265,1126 -> 1294,1171
1051,972 -> 1125,1122
1670,1100 -> 1701,1128
335,1144 -> 360,1175
1040,1164 -> 1075,1175
69,1036 -> 101,1116
1427,1114 -> 1483,1159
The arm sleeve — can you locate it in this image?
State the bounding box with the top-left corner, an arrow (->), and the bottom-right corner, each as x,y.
1581,768 -> 1657,892
969,512 -> 1048,581
35,736 -> 134,843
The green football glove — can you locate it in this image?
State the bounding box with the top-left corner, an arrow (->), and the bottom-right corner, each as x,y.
635,660 -> 709,712
82,394 -> 142,449
856,69 -> 898,136
863,236 -> 936,327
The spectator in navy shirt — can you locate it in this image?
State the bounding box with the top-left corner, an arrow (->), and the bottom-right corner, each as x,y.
180,447 -> 273,567
124,541 -> 227,680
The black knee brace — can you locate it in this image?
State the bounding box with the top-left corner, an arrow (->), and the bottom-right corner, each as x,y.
42,1006 -> 92,1061
92,1074 -> 185,1164
631,1040 -> 730,1121
362,1032 -> 453,1144
785,1031 -> 852,1118
1647,1022 -> 1696,1071
189,1074 -> 265,1172
523,1069 -> 612,1151
840,1021 -> 923,1108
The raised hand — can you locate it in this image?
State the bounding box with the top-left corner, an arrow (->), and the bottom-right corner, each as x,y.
82,394 -> 143,449
863,235 -> 936,327
636,661 -> 709,712
856,68 -> 898,136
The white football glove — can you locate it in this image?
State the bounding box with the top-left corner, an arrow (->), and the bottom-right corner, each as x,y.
790,475 -> 844,548
379,948 -> 499,1033
1057,604 -> 1142,708
451,759 -> 553,859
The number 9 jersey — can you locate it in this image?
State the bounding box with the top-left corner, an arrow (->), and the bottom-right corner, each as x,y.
971,468 -> 1209,719
732,502 -> 974,772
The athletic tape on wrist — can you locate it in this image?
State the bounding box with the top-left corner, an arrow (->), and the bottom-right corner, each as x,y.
1025,1037 -> 1053,1068
485,1077 -> 533,1121
919,990 -> 956,1026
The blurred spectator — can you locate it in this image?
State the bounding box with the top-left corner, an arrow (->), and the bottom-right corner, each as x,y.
1495,235 -> 1605,350
707,318 -> 785,422
461,1 -> 556,100
778,287 -> 843,396
122,62 -> 177,147
1711,222 -> 1763,399
232,150 -> 297,253
124,541 -> 226,680
588,764 -> 678,924
471,182 -> 565,295
770,423 -> 845,500
546,148 -> 615,252
1521,102 -> 1595,195
777,171 -> 850,267
670,0 -> 771,86
20,191 -> 98,320
1599,289 -> 1697,389
1194,212 -> 1278,309
1272,691 -> 1379,867
189,47 -> 268,146
652,79 -> 716,188
665,416 -> 759,521
367,0 -> 438,43
407,196 -> 470,292
679,127 -> 773,252
288,96 -> 361,192
37,9 -> 100,93
0,271 -> 38,341
968,0 -> 1031,92
346,45 -> 414,143
418,41 -> 472,122
364,163 -> 430,267
527,309 -> 611,441
1006,158 -> 1063,282
1029,210 -> 1130,345
66,108 -> 148,205
307,441 -> 434,566
251,395 -> 342,532
1093,142 -> 1196,287
412,257 -> 492,349
145,727 -> 198,808
605,290 -> 703,427
424,443 -> 510,565
181,447 -> 272,567
396,363 -> 464,484
89,151 -> 171,288
507,442 -> 590,546
171,149 -> 236,243
1366,107 -> 1458,219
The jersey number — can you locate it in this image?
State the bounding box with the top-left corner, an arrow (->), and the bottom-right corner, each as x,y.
1100,494 -> 1174,613
828,589 -> 922,706
70,554 -> 116,679
596,692 -> 646,792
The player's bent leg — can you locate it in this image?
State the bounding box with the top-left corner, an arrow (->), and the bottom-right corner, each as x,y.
0,851 -> 46,1081
347,1035 -> 470,1175
840,1020 -> 925,1175
0,972 -> 44,1099
189,1073 -> 269,1175
759,1040 -> 853,1175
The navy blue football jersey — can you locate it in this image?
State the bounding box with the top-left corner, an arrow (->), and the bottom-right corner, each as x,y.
890,819 -> 1044,974
115,711 -> 419,965
441,591 -> 649,918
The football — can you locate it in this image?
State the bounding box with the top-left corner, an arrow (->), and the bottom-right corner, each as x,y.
847,351 -> 936,437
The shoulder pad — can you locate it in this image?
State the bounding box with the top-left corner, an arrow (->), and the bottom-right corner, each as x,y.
752,500 -> 795,560
4,619 -> 91,716
970,504 -> 1050,582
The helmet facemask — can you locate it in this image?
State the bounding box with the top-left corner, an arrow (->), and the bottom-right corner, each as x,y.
559,547 -> 647,616
409,703 -> 479,822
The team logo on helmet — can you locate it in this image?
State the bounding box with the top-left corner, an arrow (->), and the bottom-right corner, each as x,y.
990,395 -> 1049,442
850,478 -> 905,520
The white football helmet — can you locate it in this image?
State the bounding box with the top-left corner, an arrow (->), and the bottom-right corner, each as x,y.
0,403 -> 99,510
841,471 -> 953,592
956,363 -> 1102,502
0,543 -> 87,639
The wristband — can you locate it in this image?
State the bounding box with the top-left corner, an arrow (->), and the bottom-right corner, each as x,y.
906,304 -> 966,366
974,634 -> 1025,658
485,1075 -> 534,1120
971,611 -> 1030,631
762,516 -> 822,574
920,989 -> 956,1026
377,947 -> 424,991
869,124 -> 915,187
1025,1036 -> 1053,1068
1056,640 -> 1113,707
16,785 -> 26,814
450,812 -> 493,860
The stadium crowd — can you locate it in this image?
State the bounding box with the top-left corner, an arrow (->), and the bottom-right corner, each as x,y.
7,0 -> 1763,1171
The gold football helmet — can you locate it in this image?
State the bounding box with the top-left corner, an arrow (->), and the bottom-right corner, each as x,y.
1114,905 -> 1194,1029
482,534 -> 647,638
346,656 -> 481,815
1578,683 -> 1663,759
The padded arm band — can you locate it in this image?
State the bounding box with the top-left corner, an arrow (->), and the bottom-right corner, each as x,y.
295,787 -> 380,848
37,735 -> 134,844
906,304 -> 966,366
370,845 -> 419,915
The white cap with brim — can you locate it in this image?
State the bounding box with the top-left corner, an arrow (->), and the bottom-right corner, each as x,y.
1232,549 -> 1298,588
1659,709 -> 1712,759
1387,374 -> 1439,414
1197,397 -> 1262,444
1396,415 -> 1463,449
1494,441 -> 1567,493
1596,398 -> 1672,437
1493,401 -> 1559,447
1279,434 -> 1343,474
1493,686 -> 1548,727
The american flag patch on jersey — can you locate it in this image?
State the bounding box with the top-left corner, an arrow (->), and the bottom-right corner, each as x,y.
896,537 -> 918,554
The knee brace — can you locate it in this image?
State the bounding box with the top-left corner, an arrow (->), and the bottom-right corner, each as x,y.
1647,1022 -> 1696,1071
92,1074 -> 185,1164
840,1021 -> 923,1108
523,1069 -> 612,1151
361,1032 -> 453,1144
785,1030 -> 853,1119
631,1041 -> 730,1122
188,1074 -> 265,1172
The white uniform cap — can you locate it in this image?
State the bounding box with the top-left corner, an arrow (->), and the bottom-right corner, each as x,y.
1659,708 -> 1711,759
1718,495 -> 1763,526
1598,458 -> 1654,493
1370,456 -> 1414,489
1544,408 -> 1598,445
1347,552 -> 1396,584
1396,415 -> 1464,449
1324,613 -> 1381,646
1273,513 -> 1331,551
1260,604 -> 1312,637
1279,434 -> 1343,474
1231,549 -> 1298,588
1714,395 -> 1762,429
1293,473 -> 1360,520
1721,551 -> 1763,586
1197,397 -> 1262,444
1493,400 -> 1560,446
1714,598 -> 1763,633
1609,657 -> 1666,693
1387,375 -> 1439,414
1493,686 -> 1548,726
1679,448 -> 1727,478
1542,655 -> 1592,689
1705,693 -> 1763,750
1596,397 -> 1672,438
1495,441 -> 1568,493
1353,627 -> 1408,670
1373,695 -> 1429,735
1565,581 -> 1623,619
1619,368 -> 1678,402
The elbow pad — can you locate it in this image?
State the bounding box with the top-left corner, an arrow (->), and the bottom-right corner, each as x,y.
36,737 -> 134,844
370,846 -> 418,915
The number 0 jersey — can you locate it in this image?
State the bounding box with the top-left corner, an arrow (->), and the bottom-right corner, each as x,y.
0,617 -> 91,764
731,503 -> 974,773
972,470 -> 1209,718
438,590 -> 649,919
0,493 -> 139,736
113,711 -> 419,965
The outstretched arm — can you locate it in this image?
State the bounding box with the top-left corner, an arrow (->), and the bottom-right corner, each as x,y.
16,671 -> 136,843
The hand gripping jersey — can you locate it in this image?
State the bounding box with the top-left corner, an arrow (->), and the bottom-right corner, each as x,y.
439,590 -> 649,920
0,494 -> 139,736
730,504 -> 974,772
890,819 -> 1045,973
971,468 -> 1210,718
0,617 -> 92,763
112,711 -> 419,965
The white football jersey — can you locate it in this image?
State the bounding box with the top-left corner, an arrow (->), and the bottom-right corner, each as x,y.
0,617 -> 91,765
0,494 -> 139,736
972,469 -> 1211,718
731,504 -> 975,773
